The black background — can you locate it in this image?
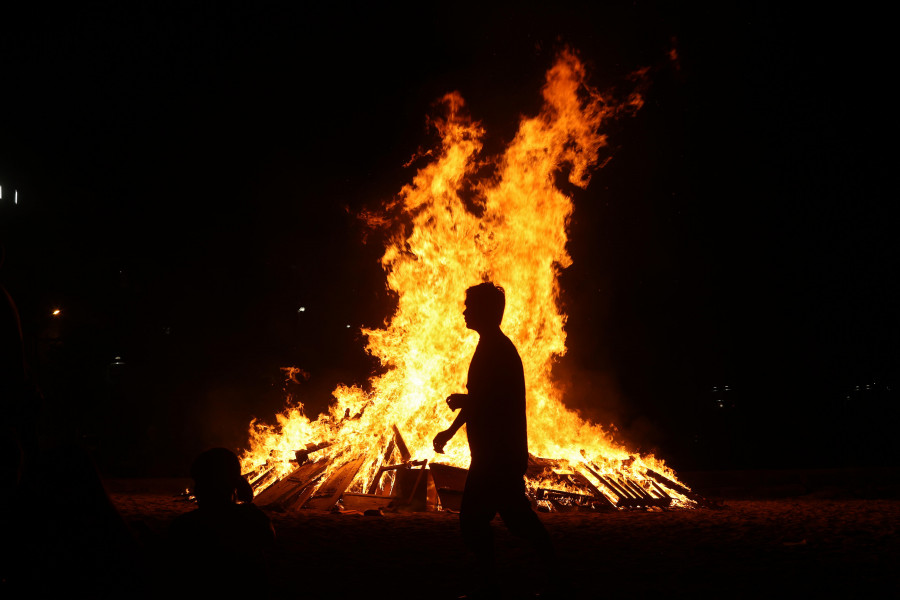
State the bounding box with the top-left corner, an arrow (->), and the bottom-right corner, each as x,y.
2,2 -> 895,476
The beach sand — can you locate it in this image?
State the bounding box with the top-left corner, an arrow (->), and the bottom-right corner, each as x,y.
104,473 -> 899,599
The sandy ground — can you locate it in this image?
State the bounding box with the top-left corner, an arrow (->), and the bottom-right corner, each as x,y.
104,474 -> 900,599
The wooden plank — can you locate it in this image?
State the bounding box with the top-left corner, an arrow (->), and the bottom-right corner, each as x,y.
536,488 -> 596,503
254,458 -> 331,508
598,473 -> 633,499
436,488 -> 463,512
252,473 -> 298,507
579,463 -> 624,505
644,468 -> 714,507
366,439 -> 397,494
602,476 -> 642,507
649,479 -> 672,502
570,470 -> 616,509
246,466 -> 274,489
429,463 -> 468,492
304,455 -> 368,510
627,479 -> 671,507
392,425 -> 411,462
289,474 -> 327,511
279,462 -> 332,510
400,460 -> 428,507
621,477 -> 653,500
294,441 -> 332,464
341,493 -> 396,512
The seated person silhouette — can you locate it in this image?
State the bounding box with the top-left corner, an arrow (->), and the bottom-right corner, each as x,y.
433,282 -> 555,596
169,447 -> 275,594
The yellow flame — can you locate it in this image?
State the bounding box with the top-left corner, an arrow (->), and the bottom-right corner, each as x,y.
241,49 -> 691,506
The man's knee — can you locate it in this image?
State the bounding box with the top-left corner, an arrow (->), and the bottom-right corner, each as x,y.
501,506 -> 549,541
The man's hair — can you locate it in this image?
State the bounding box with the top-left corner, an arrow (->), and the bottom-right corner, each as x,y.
466,282 -> 505,326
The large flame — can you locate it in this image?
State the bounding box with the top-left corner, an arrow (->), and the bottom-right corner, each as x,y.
241,49 -> 690,506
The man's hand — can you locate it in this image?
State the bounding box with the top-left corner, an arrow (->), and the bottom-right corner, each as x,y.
433,430 -> 453,454
446,393 -> 468,411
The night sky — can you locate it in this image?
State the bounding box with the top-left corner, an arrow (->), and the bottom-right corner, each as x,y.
2,2 -> 896,476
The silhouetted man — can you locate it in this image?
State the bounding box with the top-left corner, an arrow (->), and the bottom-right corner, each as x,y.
433,282 -> 554,594
169,448 -> 275,596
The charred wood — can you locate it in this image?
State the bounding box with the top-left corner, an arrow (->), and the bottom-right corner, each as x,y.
644,468 -> 715,507
294,441 -> 332,465
305,455 -> 368,511
570,470 -> 616,509
392,424 -> 411,462
253,458 -> 331,509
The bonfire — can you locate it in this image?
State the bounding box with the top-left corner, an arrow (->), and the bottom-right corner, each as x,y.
240,49 -> 703,512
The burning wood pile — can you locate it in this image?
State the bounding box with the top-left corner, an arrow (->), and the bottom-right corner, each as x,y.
241,49 -> 705,512
245,424 -> 707,513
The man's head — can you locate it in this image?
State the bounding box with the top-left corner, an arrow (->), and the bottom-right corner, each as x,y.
190,447 -> 253,508
464,282 -> 505,332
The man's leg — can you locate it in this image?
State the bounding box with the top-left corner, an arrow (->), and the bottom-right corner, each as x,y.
459,469 -> 498,594
497,482 -> 554,562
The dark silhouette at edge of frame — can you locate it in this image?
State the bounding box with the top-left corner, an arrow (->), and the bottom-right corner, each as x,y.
433,282 -> 563,598
2,244 -> 148,595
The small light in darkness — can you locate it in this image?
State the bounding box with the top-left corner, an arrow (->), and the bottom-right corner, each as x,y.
51,309 -> 61,316
298,307 -> 306,313
14,190 -> 17,204
346,324 -> 351,328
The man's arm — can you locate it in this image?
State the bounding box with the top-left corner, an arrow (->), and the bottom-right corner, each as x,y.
433,394 -> 469,453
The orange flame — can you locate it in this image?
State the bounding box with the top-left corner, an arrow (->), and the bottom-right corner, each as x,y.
242,49 -> 692,507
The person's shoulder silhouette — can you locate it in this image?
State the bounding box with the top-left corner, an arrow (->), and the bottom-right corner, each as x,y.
169,448 -> 274,594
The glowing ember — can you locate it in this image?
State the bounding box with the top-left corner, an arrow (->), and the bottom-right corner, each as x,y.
241,49 -> 695,509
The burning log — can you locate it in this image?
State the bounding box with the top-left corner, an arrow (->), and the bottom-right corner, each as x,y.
649,479 -> 672,502
340,493 -> 395,513
391,424 -> 411,462
294,441 -> 332,465
569,471 -> 616,510
305,455 -> 368,511
253,458 -> 331,510
367,439 -> 397,494
535,488 -> 607,511
644,468 -> 715,508
246,466 -> 275,492
579,463 -> 672,509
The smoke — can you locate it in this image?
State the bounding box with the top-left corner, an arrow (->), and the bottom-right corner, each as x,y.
551,360 -> 664,457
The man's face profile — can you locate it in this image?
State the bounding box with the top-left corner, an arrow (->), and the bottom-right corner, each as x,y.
463,295 -> 491,332
463,297 -> 477,331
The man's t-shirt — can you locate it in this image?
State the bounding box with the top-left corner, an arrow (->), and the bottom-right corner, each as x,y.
464,329 -> 528,475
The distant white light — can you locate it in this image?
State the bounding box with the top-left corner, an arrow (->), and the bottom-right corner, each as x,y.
0,185 -> 3,199
14,190 -> 17,204
298,307 -> 306,313
346,324 -> 351,329
51,309 -> 61,316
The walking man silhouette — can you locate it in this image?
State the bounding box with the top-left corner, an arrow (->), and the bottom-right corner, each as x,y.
433,282 -> 555,596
